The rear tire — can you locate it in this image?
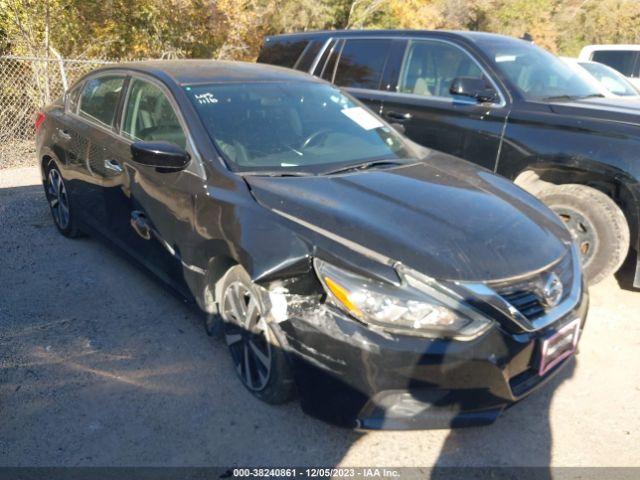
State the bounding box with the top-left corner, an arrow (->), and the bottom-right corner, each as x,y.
44,160 -> 81,238
219,266 -> 294,404
538,184 -> 630,285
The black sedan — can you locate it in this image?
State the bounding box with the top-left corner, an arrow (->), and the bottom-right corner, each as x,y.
36,61 -> 587,429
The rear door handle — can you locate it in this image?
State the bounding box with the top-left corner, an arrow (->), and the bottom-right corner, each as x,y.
385,111 -> 413,122
104,159 -> 123,174
57,128 -> 72,141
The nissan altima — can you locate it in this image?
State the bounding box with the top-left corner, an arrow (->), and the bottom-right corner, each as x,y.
35,61 -> 588,429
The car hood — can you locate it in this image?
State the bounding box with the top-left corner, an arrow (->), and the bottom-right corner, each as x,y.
548,97 -> 640,125
245,153 -> 572,283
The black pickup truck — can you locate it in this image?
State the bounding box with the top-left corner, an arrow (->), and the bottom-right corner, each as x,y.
258,30 -> 640,287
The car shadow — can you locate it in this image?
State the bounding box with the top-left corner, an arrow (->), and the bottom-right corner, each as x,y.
1,184 -> 363,467
432,358 -> 576,477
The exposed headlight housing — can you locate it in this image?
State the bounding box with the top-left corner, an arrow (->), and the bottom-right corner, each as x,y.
314,259 -> 493,340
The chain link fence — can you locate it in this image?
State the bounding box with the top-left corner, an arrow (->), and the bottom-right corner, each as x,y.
0,56 -> 115,168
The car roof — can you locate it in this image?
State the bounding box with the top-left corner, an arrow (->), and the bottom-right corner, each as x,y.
264,29 -> 526,45
94,60 -> 322,86
580,45 -> 640,53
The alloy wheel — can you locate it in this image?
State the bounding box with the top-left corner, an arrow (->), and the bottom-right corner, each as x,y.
222,282 -> 273,391
46,168 -> 70,230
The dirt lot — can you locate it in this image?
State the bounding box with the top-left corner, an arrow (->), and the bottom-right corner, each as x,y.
1,165 -> 639,468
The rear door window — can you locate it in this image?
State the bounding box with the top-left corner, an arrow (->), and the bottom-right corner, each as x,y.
79,75 -> 125,127
333,39 -> 392,90
591,50 -> 638,77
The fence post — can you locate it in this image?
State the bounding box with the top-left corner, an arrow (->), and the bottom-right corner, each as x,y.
49,47 -> 68,92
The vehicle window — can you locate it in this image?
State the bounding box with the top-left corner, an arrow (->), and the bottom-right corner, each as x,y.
398,40 -> 486,98
312,39 -> 336,76
320,40 -> 342,81
78,76 -> 125,127
66,82 -> 83,113
122,79 -> 186,149
580,62 -> 639,96
476,38 -> 602,101
591,51 -> 637,77
257,39 -> 309,68
333,39 -> 392,89
295,40 -> 322,72
186,82 -> 417,174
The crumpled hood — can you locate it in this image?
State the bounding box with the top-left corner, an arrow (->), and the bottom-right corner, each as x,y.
245,153 -> 572,282
548,97 -> 640,126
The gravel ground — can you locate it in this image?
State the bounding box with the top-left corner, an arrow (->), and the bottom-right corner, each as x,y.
1,166 -> 639,468
0,140 -> 38,170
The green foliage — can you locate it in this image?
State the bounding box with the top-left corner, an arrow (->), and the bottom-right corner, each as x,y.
1,0 -> 639,60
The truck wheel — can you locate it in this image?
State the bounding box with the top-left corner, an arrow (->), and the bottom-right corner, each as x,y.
219,266 -> 295,404
538,184 -> 630,285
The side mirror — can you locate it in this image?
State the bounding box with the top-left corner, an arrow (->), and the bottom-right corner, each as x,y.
450,77 -> 498,103
131,141 -> 190,171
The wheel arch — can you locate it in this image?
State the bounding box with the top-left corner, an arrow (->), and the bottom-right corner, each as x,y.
39,146 -> 62,181
200,254 -> 239,315
513,162 -> 640,251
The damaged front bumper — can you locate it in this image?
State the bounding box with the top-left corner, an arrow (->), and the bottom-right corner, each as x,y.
271,287 -> 589,430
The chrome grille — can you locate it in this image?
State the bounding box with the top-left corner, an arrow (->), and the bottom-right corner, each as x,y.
501,290 -> 546,319
493,252 -> 574,321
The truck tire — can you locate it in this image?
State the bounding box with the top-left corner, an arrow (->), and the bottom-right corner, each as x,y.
538,184 -> 630,285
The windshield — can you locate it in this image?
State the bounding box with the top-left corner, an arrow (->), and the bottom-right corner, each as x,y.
579,62 -> 639,97
186,82 -> 416,174
476,39 -> 602,101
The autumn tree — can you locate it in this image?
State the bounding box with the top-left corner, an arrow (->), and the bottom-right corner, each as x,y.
2,0 -> 640,60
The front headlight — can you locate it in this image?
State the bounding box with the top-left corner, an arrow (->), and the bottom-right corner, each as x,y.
314,259 -> 492,340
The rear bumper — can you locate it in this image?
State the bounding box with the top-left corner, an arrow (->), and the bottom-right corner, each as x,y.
277,288 -> 588,430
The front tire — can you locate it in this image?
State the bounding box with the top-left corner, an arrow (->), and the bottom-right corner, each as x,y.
219,266 -> 294,404
538,184 -> 630,285
44,160 -> 81,238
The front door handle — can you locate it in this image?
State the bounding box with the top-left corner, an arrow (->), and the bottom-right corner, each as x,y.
385,111 -> 413,122
104,159 -> 123,174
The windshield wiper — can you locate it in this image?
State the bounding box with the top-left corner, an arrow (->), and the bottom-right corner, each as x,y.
542,94 -> 575,102
543,93 -> 605,102
577,93 -> 606,99
239,170 -> 313,177
321,159 -> 411,176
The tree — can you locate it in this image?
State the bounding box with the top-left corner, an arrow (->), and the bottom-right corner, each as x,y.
487,0 -> 560,52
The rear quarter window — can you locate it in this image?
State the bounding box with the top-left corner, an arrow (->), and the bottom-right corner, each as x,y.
257,39 -> 309,68
66,82 -> 83,114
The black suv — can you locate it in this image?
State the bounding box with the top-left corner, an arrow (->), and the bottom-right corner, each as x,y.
258,30 -> 640,287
